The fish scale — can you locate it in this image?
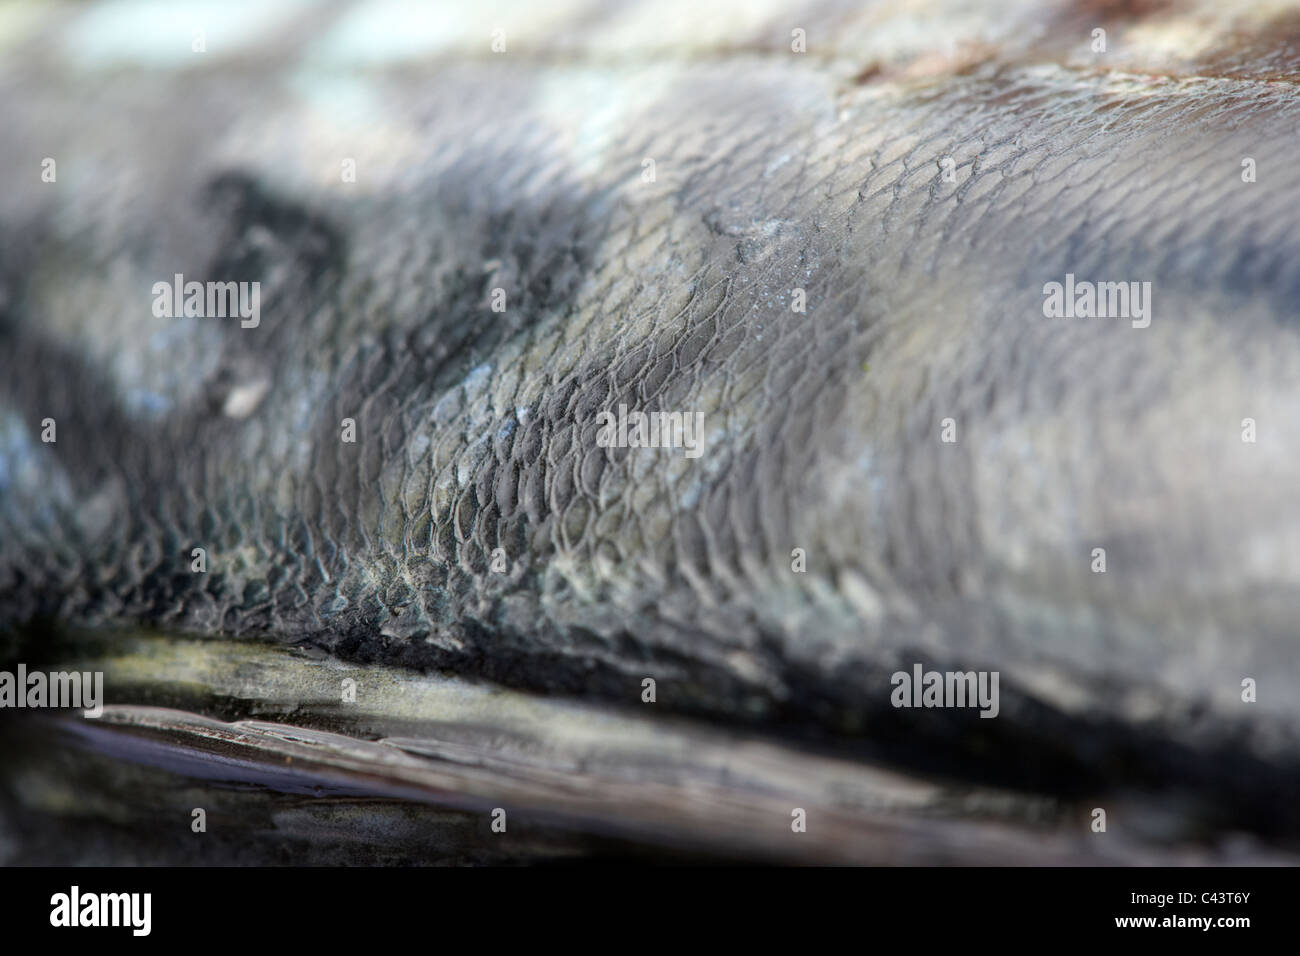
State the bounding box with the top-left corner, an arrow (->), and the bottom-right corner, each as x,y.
0,0 -> 1299,862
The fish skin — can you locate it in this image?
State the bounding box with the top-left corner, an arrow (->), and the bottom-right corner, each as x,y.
3,630 -> 1292,865
1,0 -> 1300,859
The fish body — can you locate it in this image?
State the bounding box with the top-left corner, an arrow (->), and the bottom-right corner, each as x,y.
1,0 -> 1300,862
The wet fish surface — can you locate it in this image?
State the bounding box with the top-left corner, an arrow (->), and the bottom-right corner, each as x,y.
1,0 -> 1299,863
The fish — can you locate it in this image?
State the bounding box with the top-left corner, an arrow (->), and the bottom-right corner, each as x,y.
1,0 -> 1299,864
